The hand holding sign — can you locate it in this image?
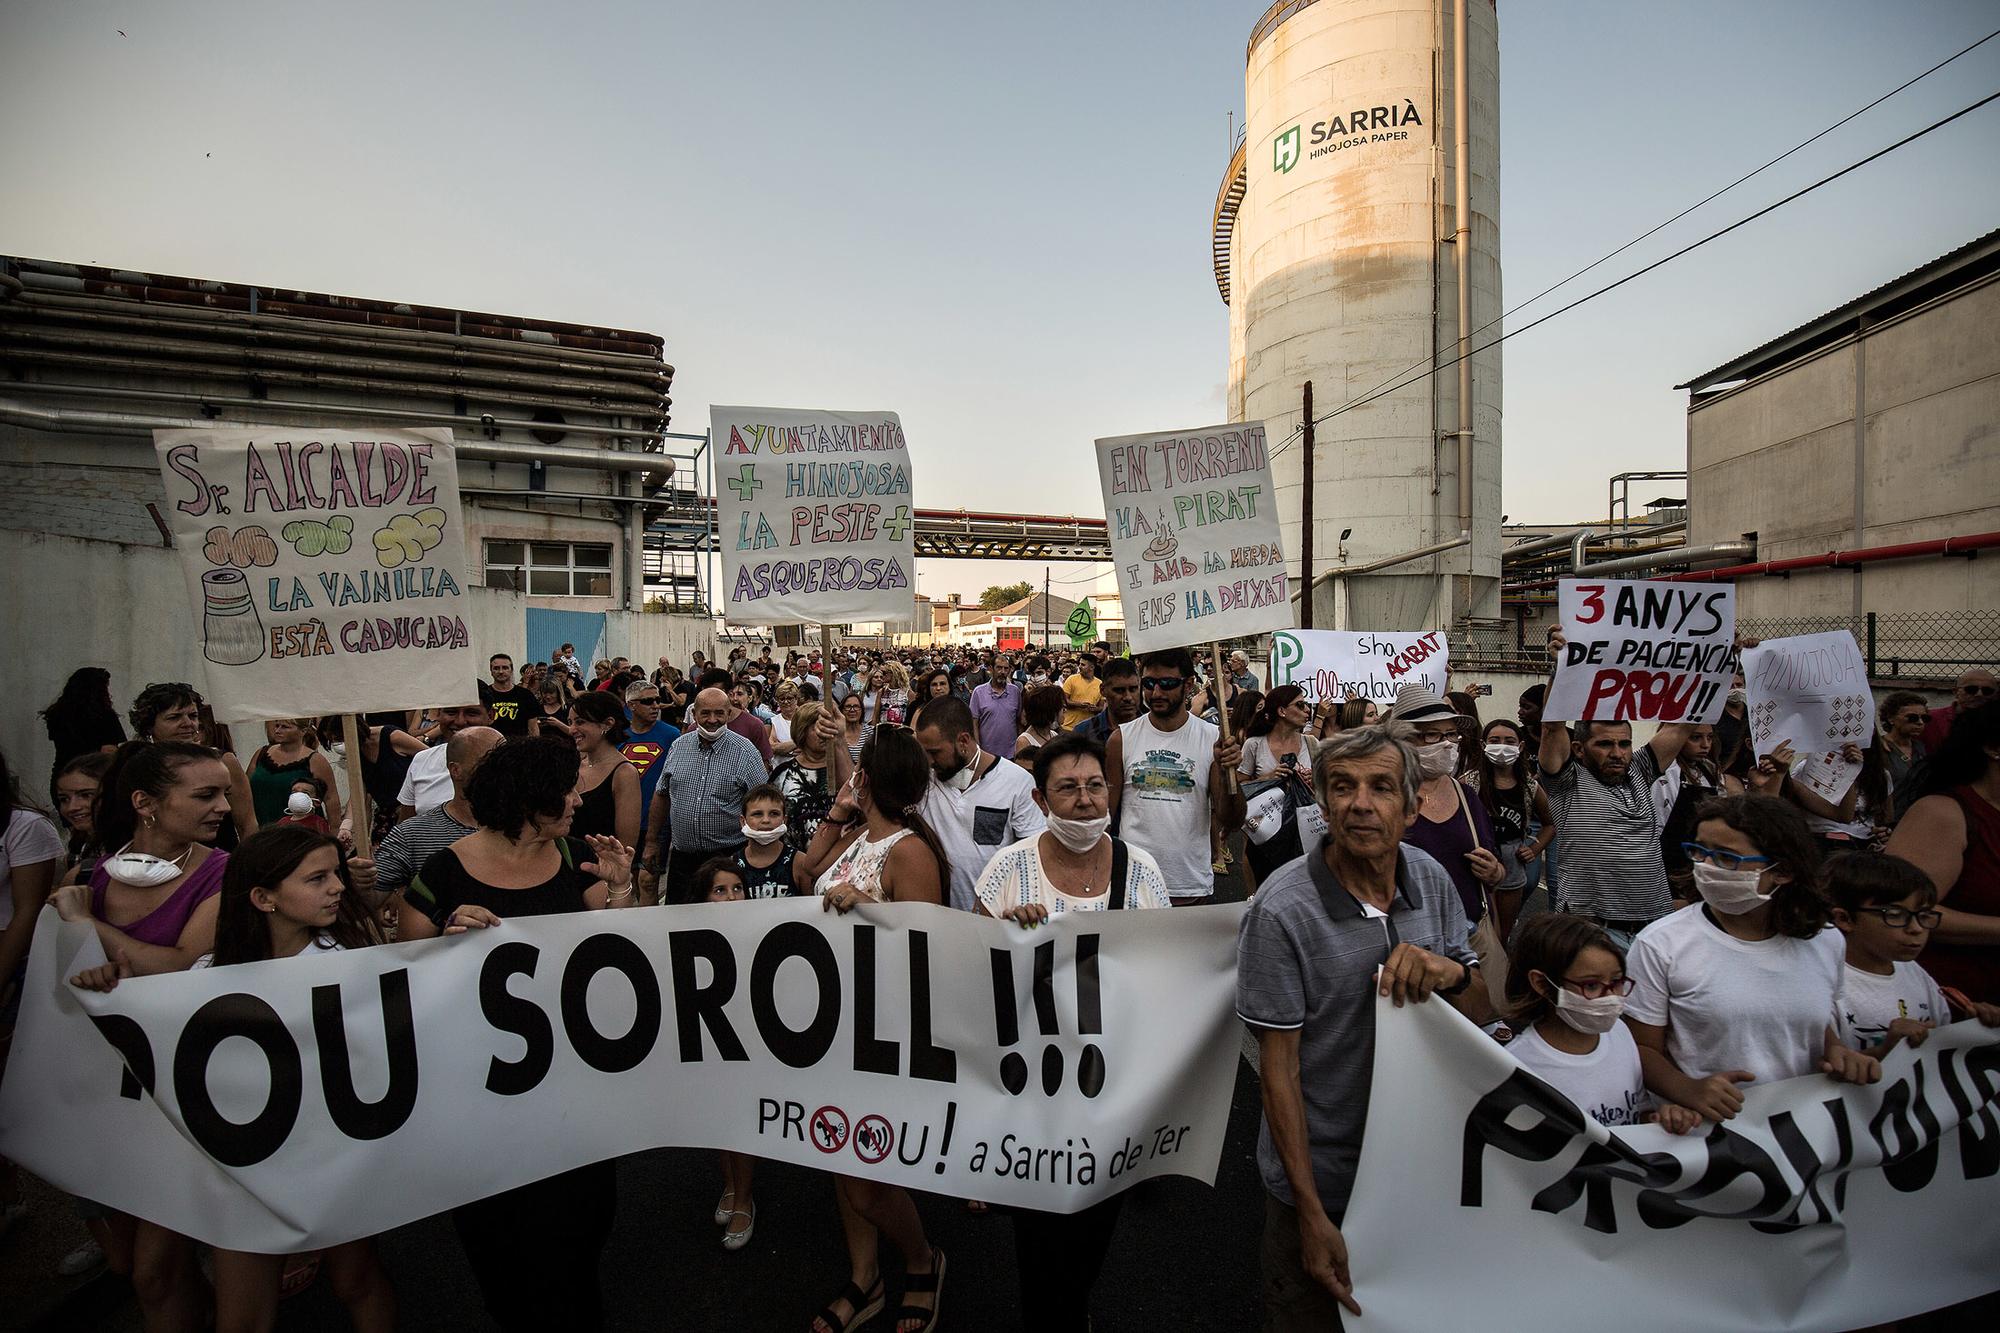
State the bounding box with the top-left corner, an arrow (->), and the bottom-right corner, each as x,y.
1545,580 -> 1736,723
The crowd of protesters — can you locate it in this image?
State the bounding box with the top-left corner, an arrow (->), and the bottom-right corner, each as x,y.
0,633 -> 1996,1332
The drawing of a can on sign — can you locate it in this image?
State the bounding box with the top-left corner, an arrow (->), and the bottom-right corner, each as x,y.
200,568 -> 265,665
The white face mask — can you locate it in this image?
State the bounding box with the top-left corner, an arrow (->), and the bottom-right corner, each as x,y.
1045,813 -> 1110,854
1483,743 -> 1521,767
286,791 -> 318,818
1549,984 -> 1625,1034
102,841 -> 190,888
943,744 -> 982,792
741,822 -> 788,845
1692,861 -> 1773,915
1727,689 -> 1748,708
696,723 -> 727,743
1417,742 -> 1459,779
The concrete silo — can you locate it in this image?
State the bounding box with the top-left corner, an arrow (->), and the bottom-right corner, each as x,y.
1215,0 -> 1501,630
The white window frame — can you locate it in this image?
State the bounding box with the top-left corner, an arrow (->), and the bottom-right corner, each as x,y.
484,540 -> 614,597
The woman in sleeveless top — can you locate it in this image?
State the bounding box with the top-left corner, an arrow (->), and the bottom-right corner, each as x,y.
397,737 -> 638,1333
246,718 -> 342,829
55,741 -> 235,1332
1886,704 -> 2000,1000
795,726 -> 951,1333
565,692 -> 639,851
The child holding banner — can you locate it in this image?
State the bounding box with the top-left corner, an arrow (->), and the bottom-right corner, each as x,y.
1625,795 -> 1881,1124
189,826 -> 395,1332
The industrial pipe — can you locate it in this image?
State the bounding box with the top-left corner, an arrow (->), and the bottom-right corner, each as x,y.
1452,0 -> 1473,535
10,380 -> 674,444
1499,520 -> 1688,562
0,396 -> 673,475
1295,530 -> 1472,603
1573,541 -> 1756,578
1665,532 -> 2000,581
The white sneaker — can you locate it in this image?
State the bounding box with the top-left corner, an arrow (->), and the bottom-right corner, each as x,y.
58,1239 -> 106,1277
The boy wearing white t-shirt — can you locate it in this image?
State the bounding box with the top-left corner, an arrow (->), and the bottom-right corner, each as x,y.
1826,851 -> 2000,1056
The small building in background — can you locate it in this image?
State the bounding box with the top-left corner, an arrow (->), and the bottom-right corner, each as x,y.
1678,230 -> 2000,683
0,256 -> 716,777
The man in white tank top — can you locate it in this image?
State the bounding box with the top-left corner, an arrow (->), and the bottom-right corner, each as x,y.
1106,646 -> 1245,904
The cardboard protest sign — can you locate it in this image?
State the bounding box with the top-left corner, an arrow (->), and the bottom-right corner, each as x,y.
1546,579 -> 1735,723
1344,992 -> 2000,1331
713,406 -> 915,626
1268,629 -> 1448,707
1742,631 -> 1872,804
0,900 -> 1244,1251
1096,421 -> 1290,654
152,427 -> 475,720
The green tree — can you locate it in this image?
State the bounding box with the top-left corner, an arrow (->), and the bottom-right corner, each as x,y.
979,580 -> 1033,610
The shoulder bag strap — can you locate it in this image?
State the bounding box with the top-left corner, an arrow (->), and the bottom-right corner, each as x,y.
1109,837 -> 1130,910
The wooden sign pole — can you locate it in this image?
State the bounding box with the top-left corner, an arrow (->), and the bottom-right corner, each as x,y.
1209,642 -> 1238,796
341,713 -> 372,858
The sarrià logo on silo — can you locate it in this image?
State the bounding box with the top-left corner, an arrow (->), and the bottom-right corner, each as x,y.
1272,98 -> 1424,172
1274,125 -> 1302,174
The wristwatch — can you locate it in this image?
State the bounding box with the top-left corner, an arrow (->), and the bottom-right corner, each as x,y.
1437,959 -> 1475,998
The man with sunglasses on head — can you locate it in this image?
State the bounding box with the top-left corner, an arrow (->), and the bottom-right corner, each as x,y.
1537,628 -> 1698,951
1920,666 -> 1998,755
1105,647 -> 1245,906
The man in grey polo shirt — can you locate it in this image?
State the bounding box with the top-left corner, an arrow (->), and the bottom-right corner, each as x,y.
640,688 -> 768,905
1237,723 -> 1492,1329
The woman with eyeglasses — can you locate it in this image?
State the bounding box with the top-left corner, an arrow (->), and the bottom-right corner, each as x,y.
972,733 -> 1170,1330
1885,701 -> 2000,1001
1502,915 -> 1698,1133
1625,795 -> 1880,1125
1240,686 -> 1319,779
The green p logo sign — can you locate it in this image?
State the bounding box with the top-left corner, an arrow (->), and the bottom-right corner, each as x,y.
1274,125 -> 1301,174
1270,631 -> 1304,685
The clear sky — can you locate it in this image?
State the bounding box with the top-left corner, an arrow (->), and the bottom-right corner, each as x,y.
4,0 -> 1996,605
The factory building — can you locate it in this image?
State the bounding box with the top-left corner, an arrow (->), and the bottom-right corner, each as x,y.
0,257 -> 714,779
1677,230 -> 2000,680
1215,0 -> 1502,633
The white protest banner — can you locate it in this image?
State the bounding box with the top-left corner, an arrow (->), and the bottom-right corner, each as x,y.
1267,629 -> 1448,707
1096,421 -> 1291,653
713,406 -> 915,626
1546,578 -> 1736,723
153,427 -> 475,720
0,899 -> 1243,1252
1743,631 -> 1874,804
1343,996 -> 2000,1332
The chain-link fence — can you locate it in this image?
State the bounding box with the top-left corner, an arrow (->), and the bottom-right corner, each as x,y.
1735,610 -> 1999,684
1445,610 -> 1998,683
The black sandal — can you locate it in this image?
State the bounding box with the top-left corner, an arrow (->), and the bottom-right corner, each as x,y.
895,1248 -> 946,1333
812,1275 -> 885,1333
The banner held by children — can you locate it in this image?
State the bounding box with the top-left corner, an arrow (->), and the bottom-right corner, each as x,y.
1742,630 -> 1873,804
1343,992 -> 2000,1331
0,898 -> 1244,1253
1267,629 -> 1448,707
1095,421 -> 1291,654
152,426 -> 474,721
714,406 -> 915,626
1546,579 -> 1736,723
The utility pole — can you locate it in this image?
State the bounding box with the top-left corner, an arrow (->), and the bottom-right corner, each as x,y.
1043,566 -> 1051,648
1300,380 -> 1315,629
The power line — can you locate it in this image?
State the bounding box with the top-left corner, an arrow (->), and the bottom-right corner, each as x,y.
1271,87 -> 1999,453
1266,29 -> 2000,461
